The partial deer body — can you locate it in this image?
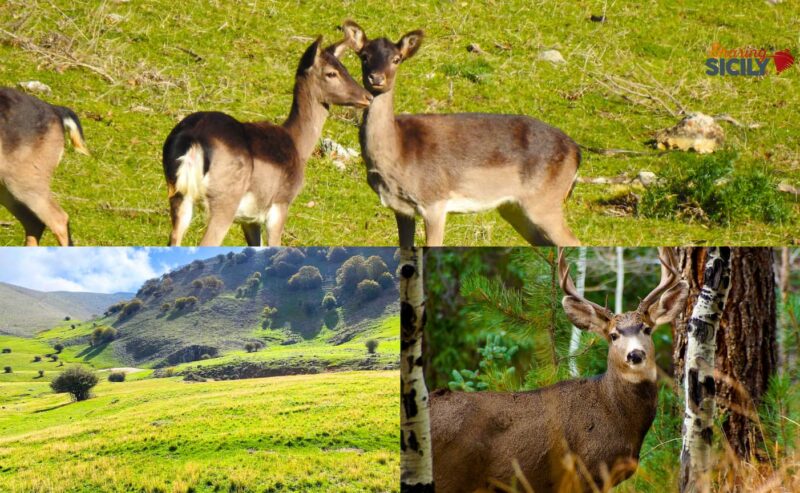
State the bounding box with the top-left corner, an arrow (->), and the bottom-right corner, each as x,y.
162,37 -> 372,246
0,88 -> 88,246
342,21 -> 581,247
430,248 -> 689,492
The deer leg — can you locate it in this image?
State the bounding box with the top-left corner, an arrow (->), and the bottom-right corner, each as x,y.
395,212 -> 416,248
241,223 -> 262,246
168,193 -> 193,246
498,202 -> 552,246
199,196 -> 240,246
6,186 -> 71,246
422,201 -> 448,247
504,200 -> 580,246
0,189 -> 45,246
266,203 -> 289,246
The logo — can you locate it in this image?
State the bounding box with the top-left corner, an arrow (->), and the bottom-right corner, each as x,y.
705,43 -> 794,76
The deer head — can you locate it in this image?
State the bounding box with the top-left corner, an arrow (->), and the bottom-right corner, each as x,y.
297,36 -> 373,109
558,248 -> 689,383
340,20 -> 424,94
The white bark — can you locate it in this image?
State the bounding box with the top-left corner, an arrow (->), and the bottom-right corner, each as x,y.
615,247 -> 624,315
568,247 -> 587,377
679,247 -> 733,493
399,247 -> 434,492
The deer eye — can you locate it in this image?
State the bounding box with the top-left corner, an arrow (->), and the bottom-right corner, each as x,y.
392,56 -> 401,64
610,333 -> 620,342
643,327 -> 652,336
325,72 -> 338,79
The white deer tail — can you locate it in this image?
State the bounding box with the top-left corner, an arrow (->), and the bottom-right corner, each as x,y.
174,143 -> 206,201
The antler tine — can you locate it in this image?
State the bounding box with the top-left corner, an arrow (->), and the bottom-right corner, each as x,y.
638,247 -> 681,315
558,248 -> 611,316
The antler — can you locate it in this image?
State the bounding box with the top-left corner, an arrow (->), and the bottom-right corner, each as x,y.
637,247 -> 681,316
557,248 -> 612,318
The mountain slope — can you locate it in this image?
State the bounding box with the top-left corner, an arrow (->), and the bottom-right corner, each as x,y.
0,283 -> 132,336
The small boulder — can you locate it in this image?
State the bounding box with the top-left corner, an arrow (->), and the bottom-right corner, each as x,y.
319,138 -> 359,171
655,113 -> 724,154
538,49 -> 565,64
17,81 -> 51,93
637,171 -> 658,187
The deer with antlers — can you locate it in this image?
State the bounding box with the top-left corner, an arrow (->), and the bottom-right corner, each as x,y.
430,248 -> 689,492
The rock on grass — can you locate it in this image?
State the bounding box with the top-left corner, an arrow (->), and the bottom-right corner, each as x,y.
656,113 -> 724,154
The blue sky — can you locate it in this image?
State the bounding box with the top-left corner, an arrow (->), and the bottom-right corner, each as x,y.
0,247 -> 248,293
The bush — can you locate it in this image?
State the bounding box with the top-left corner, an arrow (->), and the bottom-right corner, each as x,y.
174,296 -> 198,310
272,248 -> 306,266
244,341 -> 263,353
365,255 -> 390,279
160,302 -> 171,312
50,366 -> 98,401
105,301 -> 126,316
119,298 -> 143,319
3,366 -> 11,373
639,151 -> 790,225
91,326 -> 118,346
269,261 -> 298,278
108,371 -> 126,382
288,266 -> 323,290
192,279 -> 203,290
237,273 -> 262,298
322,292 -> 338,310
336,256 -> 370,293
378,272 -> 395,289
50,354 -> 59,362
64,316 -> 71,321
37,370 -> 44,378
365,339 -> 379,354
33,355 -> 42,362
357,279 -> 382,301
1,348 -> 10,354
326,247 -> 349,262
190,259 -> 204,271
54,343 -> 64,353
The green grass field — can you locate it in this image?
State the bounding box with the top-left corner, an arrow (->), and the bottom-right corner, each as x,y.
0,371 -> 399,493
1,1 -> 797,246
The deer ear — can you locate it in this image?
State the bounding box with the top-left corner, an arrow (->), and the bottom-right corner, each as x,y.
397,30 -> 424,60
646,281 -> 689,326
562,296 -> 611,336
342,19 -> 367,52
298,36 -> 323,73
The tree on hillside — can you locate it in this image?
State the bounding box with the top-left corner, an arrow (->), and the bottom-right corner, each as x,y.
378,272 -> 395,290
272,248 -> 305,266
119,299 -> 143,320
51,366 -> 98,401
337,256 -> 369,293
53,343 -> 64,354
365,255 -> 390,279
91,326 -> 117,346
357,279 -> 382,301
288,266 -> 323,290
326,247 -> 349,262
365,339 -> 379,354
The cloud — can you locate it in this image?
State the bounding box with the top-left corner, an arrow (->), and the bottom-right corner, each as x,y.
0,248 -> 169,293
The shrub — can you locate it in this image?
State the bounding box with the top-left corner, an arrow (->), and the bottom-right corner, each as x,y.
50,354 -> 59,362
365,255 -> 390,279
174,296 -> 198,310
288,266 -> 323,290
378,272 -> 395,289
269,261 -> 298,278
192,279 -> 203,290
1,348 -> 10,354
91,326 -> 118,345
326,247 -> 349,262
226,251 -> 235,260
108,371 -> 126,382
70,324 -> 76,329
50,366 -> 98,401
160,302 -> 171,313
237,273 -> 262,298
639,151 -> 790,225
190,259 -> 204,271
38,370 -> 45,378
365,339 -> 379,354
357,279 -> 382,301
3,366 -> 11,373
54,343 -> 64,353
322,292 -> 338,310
234,252 -> 248,264
33,355 -> 42,362
164,367 -> 176,377
336,256 -> 369,293
119,298 -> 143,320
272,247 -> 306,266
106,301 -> 126,315
244,342 -> 263,353
64,316 -> 71,321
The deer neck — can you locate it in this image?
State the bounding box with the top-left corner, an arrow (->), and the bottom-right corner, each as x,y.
600,365 -> 658,430
283,78 -> 329,165
361,88 -> 400,164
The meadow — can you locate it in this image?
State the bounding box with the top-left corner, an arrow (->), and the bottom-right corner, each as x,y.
1,1 -> 797,246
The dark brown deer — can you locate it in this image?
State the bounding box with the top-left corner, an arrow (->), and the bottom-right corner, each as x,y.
430,248 -> 689,493
341,20 -> 581,247
162,36 -> 372,246
0,87 -> 89,246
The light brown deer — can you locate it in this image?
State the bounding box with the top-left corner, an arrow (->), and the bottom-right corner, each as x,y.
162,36 -> 372,246
430,248 -> 689,493
340,20 -> 581,247
0,87 -> 89,246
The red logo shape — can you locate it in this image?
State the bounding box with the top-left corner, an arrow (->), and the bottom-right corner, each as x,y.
774,50 -> 795,73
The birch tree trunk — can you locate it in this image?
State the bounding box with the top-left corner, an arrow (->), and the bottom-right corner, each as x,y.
615,247 -> 624,315
400,247 -> 434,492
568,247 -> 587,377
679,247 -> 732,493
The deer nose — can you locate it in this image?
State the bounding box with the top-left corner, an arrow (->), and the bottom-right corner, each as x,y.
627,349 -> 645,365
368,73 -> 385,86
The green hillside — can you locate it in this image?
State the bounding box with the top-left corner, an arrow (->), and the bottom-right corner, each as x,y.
1,1 -> 797,246
0,370 -> 399,493
0,283 -> 131,337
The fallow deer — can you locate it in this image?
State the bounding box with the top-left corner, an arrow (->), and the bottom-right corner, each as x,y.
341,20 -> 581,247
430,248 -> 689,493
0,87 -> 89,246
162,36 -> 373,246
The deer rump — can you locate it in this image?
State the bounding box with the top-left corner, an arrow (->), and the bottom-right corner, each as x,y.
430,377 -> 657,493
